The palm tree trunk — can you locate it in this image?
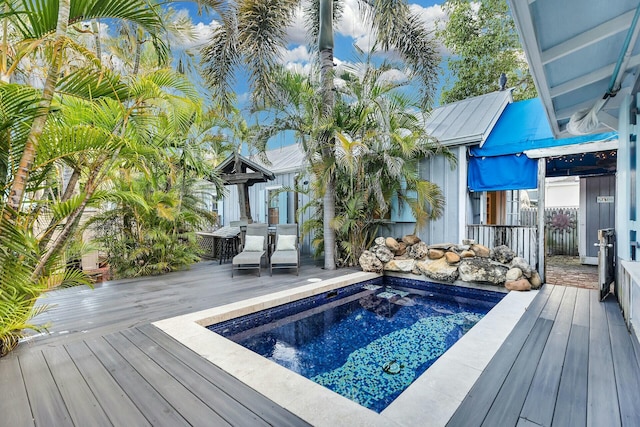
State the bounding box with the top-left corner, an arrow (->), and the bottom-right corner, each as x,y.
319,0 -> 336,270
7,0 -> 70,212
91,19 -> 101,61
38,166 -> 81,252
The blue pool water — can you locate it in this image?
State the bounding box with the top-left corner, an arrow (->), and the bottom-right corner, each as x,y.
208,277 -> 504,413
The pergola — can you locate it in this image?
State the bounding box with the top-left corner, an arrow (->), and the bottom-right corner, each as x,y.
215,152 -> 275,223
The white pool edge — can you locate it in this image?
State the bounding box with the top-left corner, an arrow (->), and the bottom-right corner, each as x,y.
153,271 -> 538,427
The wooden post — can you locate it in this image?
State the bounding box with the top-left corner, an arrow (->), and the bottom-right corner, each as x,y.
537,157 -> 546,282
237,183 -> 253,223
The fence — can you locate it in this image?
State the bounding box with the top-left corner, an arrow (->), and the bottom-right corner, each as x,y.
521,207 -> 579,256
466,225 -> 538,269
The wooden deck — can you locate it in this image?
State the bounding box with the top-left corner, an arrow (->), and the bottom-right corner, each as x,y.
1,259 -> 639,426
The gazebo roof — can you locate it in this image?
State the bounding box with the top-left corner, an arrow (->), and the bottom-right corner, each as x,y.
215,153 -> 275,186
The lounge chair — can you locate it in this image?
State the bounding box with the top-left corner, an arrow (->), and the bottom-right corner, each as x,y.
270,223 -> 300,276
231,223 -> 268,277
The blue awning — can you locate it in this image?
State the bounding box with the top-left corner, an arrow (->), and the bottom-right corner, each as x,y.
468,154 -> 538,192
468,98 -> 617,191
470,98 -> 617,158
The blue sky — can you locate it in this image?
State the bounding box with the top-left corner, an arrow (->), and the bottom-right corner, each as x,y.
171,1 -> 448,105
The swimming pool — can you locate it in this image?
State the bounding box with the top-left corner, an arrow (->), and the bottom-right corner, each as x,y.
208,277 -> 503,412
155,272 -> 538,426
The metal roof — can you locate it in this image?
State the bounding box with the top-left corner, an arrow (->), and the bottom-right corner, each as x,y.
250,143 -> 307,174
424,90 -> 513,146
509,0 -> 640,137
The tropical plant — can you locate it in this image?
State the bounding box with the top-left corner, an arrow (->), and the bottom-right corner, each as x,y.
438,0 -> 537,103
201,0 -> 441,269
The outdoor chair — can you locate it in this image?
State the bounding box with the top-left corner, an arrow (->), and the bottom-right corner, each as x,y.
270,223 -> 300,276
231,223 -> 268,277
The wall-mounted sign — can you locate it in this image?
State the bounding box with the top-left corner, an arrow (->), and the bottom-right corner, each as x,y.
597,196 -> 614,203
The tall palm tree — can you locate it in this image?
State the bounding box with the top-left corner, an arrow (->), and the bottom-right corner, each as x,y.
202,0 -> 440,270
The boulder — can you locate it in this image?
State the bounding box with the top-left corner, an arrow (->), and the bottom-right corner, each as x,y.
470,244 -> 490,258
402,235 -> 421,245
462,239 -> 477,245
458,258 -> 508,285
505,279 -> 532,291
417,257 -> 459,283
412,260 -> 431,275
506,267 -> 523,281
396,242 -> 407,256
510,257 -> 533,278
529,271 -> 542,289
445,251 -> 461,264
408,242 -> 429,260
384,259 -> 415,273
374,236 -> 386,246
491,245 -> 516,264
460,250 -> 476,258
453,244 -> 471,252
359,250 -> 383,272
385,237 -> 400,252
428,249 -> 445,260
374,245 -> 394,263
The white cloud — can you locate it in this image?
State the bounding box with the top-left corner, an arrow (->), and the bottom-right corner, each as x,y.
280,45 -> 311,64
410,3 -> 447,33
286,6 -> 308,45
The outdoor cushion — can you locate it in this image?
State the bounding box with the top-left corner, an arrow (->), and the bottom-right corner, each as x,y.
244,235 -> 264,251
276,235 -> 297,251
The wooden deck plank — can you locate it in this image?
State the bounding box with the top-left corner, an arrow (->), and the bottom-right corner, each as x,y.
41,346 -> 112,426
120,327 -> 271,427
519,286 -> 577,426
445,285 -> 557,427
103,331 -> 233,427
84,336 -> 190,427
587,292 -> 622,427
604,299 -> 640,426
137,324 -> 312,427
551,287 -> 591,427
64,340 -> 151,427
19,350 -> 73,426
0,354 -> 34,427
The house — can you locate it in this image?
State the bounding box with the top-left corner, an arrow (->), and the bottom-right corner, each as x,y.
509,0 -> 639,339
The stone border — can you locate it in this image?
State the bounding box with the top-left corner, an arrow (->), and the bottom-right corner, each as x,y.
154,272 -> 537,427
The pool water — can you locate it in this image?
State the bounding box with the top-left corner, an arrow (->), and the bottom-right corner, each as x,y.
209,278 -> 503,413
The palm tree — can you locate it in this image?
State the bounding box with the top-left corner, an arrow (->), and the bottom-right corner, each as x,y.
202,0 -> 440,269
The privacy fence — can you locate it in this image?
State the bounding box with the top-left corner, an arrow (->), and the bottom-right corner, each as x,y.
521,207 -> 579,256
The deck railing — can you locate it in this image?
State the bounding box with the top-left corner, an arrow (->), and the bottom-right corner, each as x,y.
466,224 -> 538,269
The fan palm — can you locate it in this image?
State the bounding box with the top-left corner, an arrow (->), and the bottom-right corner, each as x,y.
202,0 -> 440,269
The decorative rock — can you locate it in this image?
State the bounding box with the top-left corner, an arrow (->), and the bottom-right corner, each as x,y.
470,244 -> 490,258
384,259 -> 415,273
417,257 -> 459,282
506,267 -> 523,281
396,242 -> 407,256
412,260 -> 431,275
510,257 -> 533,278
408,242 -> 429,260
529,271 -> 542,289
359,250 -> 383,272
445,251 -> 461,264
505,279 -> 532,291
428,249 -> 445,260
491,245 -> 516,264
428,243 -> 454,250
402,234 -> 421,245
460,250 -> 475,258
458,258 -> 508,285
374,245 -> 394,263
453,244 -> 471,252
462,239 -> 476,245
374,236 -> 386,246
385,237 -> 400,252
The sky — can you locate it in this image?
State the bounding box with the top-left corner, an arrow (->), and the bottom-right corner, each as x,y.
170,0 -> 449,107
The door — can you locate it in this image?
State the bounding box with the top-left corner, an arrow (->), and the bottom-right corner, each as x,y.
584,175 -> 616,258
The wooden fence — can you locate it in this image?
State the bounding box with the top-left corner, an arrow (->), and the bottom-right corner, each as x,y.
521,207 -> 579,256
466,225 -> 538,269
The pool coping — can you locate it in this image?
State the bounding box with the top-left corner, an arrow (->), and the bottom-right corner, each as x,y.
153,271 -> 538,427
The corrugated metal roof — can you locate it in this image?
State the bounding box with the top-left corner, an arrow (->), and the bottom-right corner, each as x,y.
251,143 -> 306,174
424,90 -> 512,146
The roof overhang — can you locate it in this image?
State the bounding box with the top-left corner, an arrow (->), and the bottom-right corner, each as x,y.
509,0 -> 640,138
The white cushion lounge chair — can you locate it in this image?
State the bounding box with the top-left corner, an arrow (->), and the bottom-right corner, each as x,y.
231,223 -> 268,277
270,224 -> 300,276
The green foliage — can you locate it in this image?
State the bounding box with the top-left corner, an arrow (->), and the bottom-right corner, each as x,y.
438,0 -> 537,103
